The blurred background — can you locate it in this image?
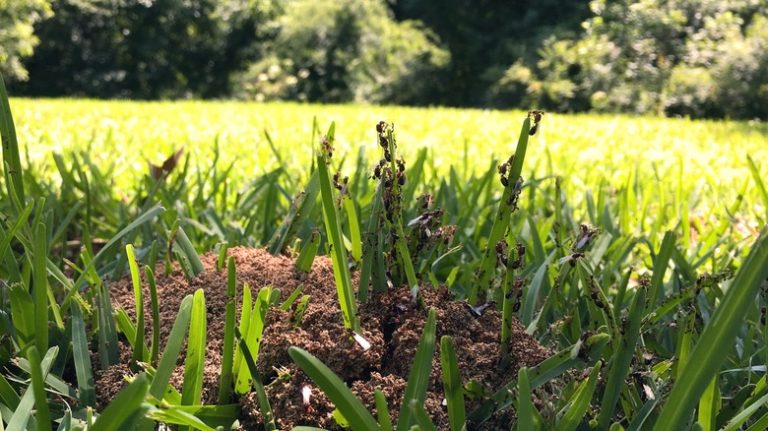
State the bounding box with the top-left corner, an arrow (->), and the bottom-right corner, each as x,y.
2,0 -> 767,119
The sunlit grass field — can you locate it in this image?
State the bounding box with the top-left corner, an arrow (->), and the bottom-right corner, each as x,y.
13,99 -> 768,240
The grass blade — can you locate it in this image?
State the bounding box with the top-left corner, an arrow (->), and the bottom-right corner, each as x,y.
126,244 -> 146,365
71,301 -> 95,407
288,347 -> 379,431
27,346 -> 51,431
554,361 -> 602,431
33,221 -> 49,352
374,389 -> 393,431
597,286 -> 646,428
296,229 -> 320,273
397,308 -> 437,430
236,328 -> 276,431
149,295 -> 193,399
655,230 -> 768,430
218,257 -> 237,403
91,374 -> 150,430
440,336 -> 465,431
0,71 -> 24,205
317,146 -> 358,331
182,289 -> 207,411
235,287 -> 271,394
516,367 -> 534,431
472,115 -> 532,304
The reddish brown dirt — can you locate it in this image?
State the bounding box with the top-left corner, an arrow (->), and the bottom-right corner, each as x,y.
97,247 -> 550,430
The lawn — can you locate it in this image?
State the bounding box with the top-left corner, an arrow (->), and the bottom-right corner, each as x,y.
3,96 -> 768,430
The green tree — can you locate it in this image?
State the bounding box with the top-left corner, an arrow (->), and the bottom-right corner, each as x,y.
19,0 -> 278,98
231,0 -> 449,105
0,0 -> 52,81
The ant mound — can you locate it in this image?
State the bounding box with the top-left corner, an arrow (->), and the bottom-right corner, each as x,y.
99,247 -> 550,429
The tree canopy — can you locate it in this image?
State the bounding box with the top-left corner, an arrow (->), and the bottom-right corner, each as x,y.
3,0 -> 767,119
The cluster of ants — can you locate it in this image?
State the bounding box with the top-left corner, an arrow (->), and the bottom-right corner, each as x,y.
372,121 -> 455,282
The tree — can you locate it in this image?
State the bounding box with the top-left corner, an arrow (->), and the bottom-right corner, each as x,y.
231,0 -> 449,105
0,0 -> 52,81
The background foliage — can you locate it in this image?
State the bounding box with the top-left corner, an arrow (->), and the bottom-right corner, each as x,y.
3,0 -> 768,118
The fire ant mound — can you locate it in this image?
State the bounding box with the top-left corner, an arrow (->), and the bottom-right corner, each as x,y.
100,247 -> 550,429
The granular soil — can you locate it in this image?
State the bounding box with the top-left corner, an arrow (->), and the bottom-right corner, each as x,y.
98,247 -> 550,430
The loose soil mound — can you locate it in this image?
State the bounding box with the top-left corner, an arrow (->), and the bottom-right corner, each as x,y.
99,247 -> 549,430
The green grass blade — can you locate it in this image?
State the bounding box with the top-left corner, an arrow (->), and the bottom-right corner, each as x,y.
296,229 -> 320,273
0,72 -> 24,205
655,230 -> 768,430
218,257 -> 237,403
410,399 -> 437,431
516,367 -> 535,431
342,196 -> 362,262
71,302 -> 95,407
236,328 -> 276,431
288,347 -> 380,431
149,295 -> 193,399
554,361 -> 602,431
747,155 -> 768,221
646,231 -> 676,311
722,390 -> 768,431
696,376 -> 720,431
397,308 -> 437,431
6,347 -> 57,431
91,374 -> 150,431
126,244 -> 146,365
182,289 -> 207,411
27,346 -> 51,431
598,286 -> 647,428
374,389 -> 393,431
146,266 -> 161,365
440,336 -> 465,431
33,221 -> 49,352
317,150 -> 358,331
147,408 -> 215,431
173,225 -> 205,278
472,115 -> 532,303
235,287 -> 271,394
9,284 -> 34,349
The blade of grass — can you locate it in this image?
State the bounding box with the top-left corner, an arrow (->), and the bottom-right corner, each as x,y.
597,286 -> 647,428
27,346 -> 51,431
516,367 -> 534,431
218,257 -> 237,403
440,336 -> 465,431
235,287 -> 271,395
236,328 -> 276,431
472,115 -> 532,304
71,302 -> 95,407
655,230 -> 768,430
397,308 -> 437,431
317,148 -> 358,331
374,389 -> 393,431
33,221 -> 49,352
6,346 -> 57,431
126,244 -> 146,365
554,361 -> 602,431
91,374 -> 150,431
0,71 -> 24,205
296,229 -> 320,273
146,266 -> 160,365
149,295 -> 193,399
288,347 -> 379,431
182,289 -> 207,412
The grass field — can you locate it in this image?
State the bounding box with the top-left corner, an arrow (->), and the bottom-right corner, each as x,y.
3,94 -> 768,430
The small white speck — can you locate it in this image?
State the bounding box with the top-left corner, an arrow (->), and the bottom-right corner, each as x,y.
302,385 -> 312,405
353,332 -> 371,351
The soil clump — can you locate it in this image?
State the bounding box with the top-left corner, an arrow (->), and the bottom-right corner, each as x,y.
99,247 -> 550,430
